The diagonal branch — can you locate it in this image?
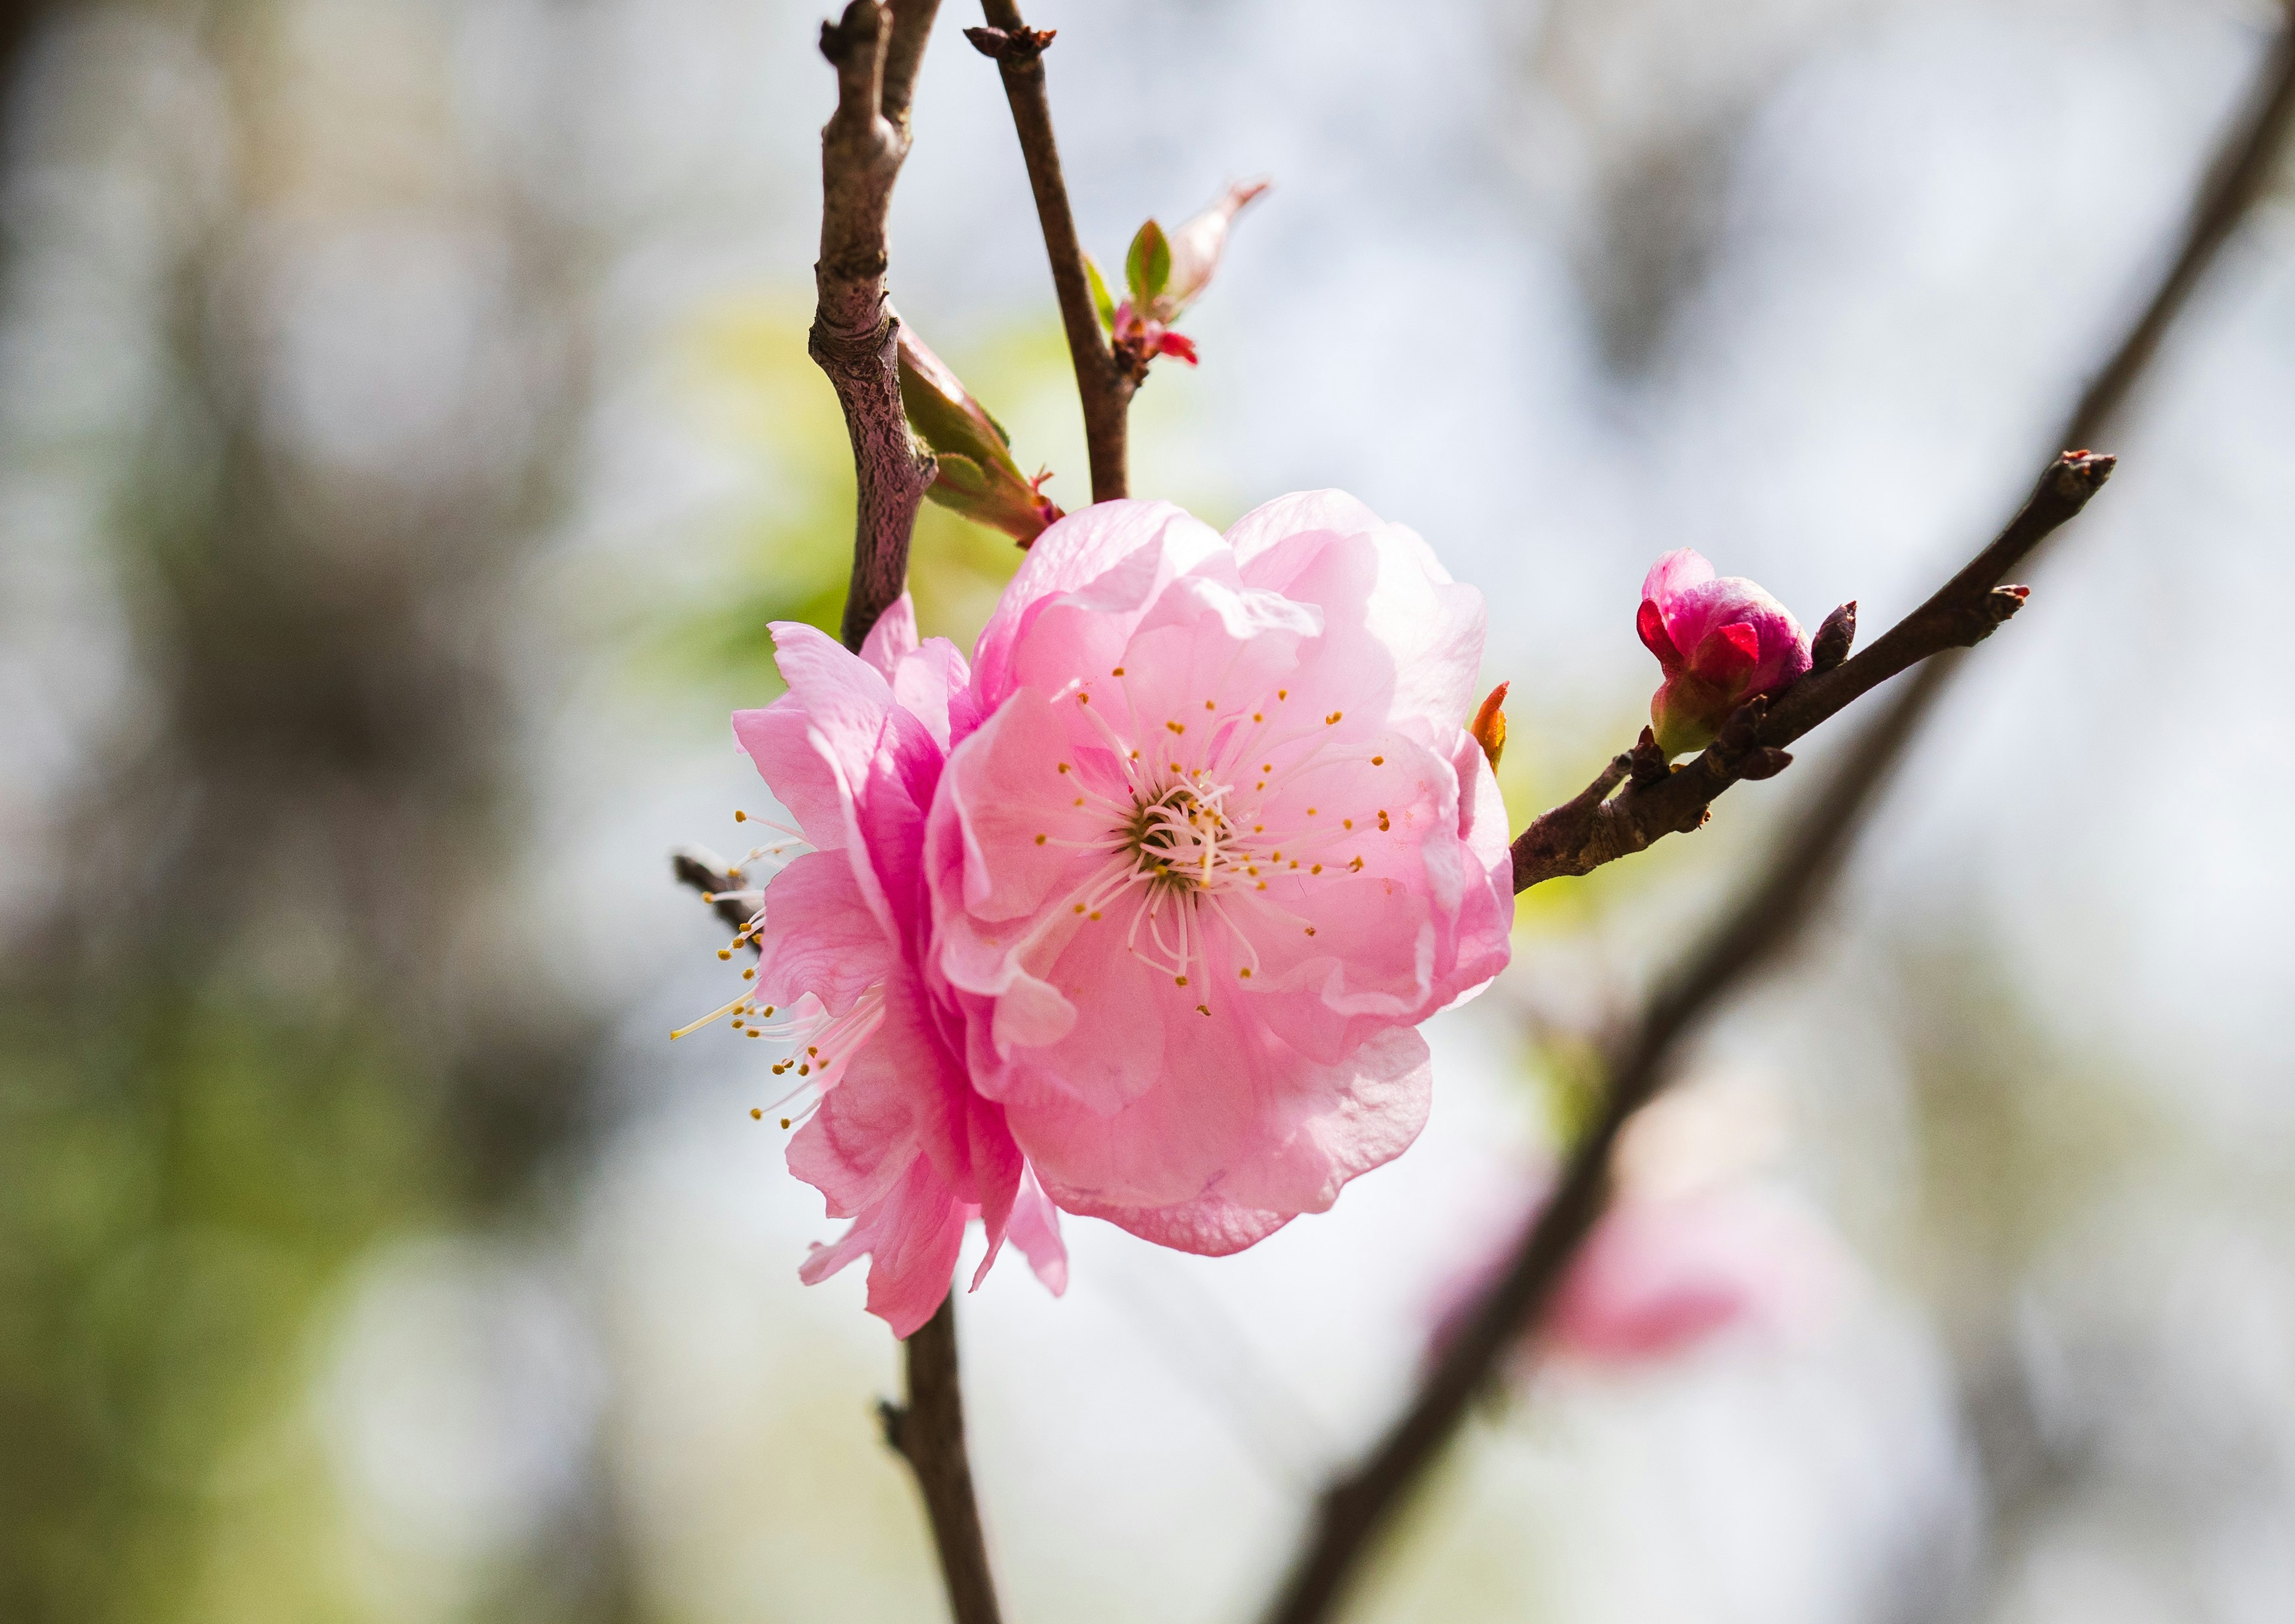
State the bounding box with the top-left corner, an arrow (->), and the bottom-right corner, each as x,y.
1511,0 -> 2295,897
1510,451 -> 2112,890
815,0 -> 943,651
1260,17 -> 2295,1624
969,1 -> 1134,501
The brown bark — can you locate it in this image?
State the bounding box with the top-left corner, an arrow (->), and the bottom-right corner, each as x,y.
971,2 -> 1134,501
813,0 -> 943,652
880,1296 -> 1005,1624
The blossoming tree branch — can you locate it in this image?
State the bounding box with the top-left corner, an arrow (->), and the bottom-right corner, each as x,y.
668,5 -> 2295,1621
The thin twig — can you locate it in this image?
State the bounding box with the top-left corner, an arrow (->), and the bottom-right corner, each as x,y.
670,848 -> 754,934
1260,19 -> 2295,1624
814,0 -> 943,650
880,1296 -> 1005,1624
970,1 -> 1134,501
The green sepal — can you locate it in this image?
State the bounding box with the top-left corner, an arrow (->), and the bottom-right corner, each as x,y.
1124,219 -> 1170,305
1084,254 -> 1118,332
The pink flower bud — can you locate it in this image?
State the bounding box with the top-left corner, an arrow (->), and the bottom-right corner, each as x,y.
1636,549 -> 1811,758
1097,180 -> 1269,379
1153,178 -> 1269,324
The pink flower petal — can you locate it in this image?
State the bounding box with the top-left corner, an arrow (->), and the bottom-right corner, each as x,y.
969,501 -> 1228,718
1228,506 -> 1485,753
1636,598 -> 1680,670
1690,620 -> 1762,687
931,492 -> 1504,1252
1014,1024 -> 1433,1250
1003,1165 -> 1069,1295
1640,547 -> 1715,610
749,850 -> 896,1018
858,593 -> 921,675
798,1156 -> 969,1340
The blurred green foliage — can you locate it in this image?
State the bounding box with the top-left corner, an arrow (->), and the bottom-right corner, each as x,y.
0,985 -> 443,1623
654,299 -> 1076,698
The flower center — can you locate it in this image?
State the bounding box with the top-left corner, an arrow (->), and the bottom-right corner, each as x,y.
1122,774 -> 1247,894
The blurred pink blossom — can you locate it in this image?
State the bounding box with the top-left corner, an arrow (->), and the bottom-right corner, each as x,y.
1544,1184 -> 1846,1365
1431,1176 -> 1851,1377
926,493 -> 1514,1255
1637,549 -> 1811,756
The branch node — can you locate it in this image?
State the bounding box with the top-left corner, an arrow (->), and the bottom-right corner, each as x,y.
2054,448 -> 2117,496
821,1 -> 892,135
965,23 -> 1054,60
1810,600 -> 1858,673
878,1398 -> 910,1458
1712,693 -> 1768,755
1986,584 -> 2031,624
820,0 -> 886,65
1626,726 -> 1669,788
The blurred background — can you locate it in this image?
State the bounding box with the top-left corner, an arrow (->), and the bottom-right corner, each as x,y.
5,0 -> 2294,1620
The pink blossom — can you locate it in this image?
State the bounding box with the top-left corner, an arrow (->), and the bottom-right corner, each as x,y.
1544,1185 -> 1846,1365
717,597 -> 1066,1337
925,494 -> 1514,1255
1637,549 -> 1811,757
1430,1181 -> 1849,1376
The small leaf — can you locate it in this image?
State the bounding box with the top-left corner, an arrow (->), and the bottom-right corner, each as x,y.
1125,219 -> 1170,304
1084,255 -> 1117,332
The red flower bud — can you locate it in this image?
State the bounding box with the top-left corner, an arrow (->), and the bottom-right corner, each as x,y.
1638,550 -> 1811,758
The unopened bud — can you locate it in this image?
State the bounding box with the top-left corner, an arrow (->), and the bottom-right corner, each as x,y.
1470,681 -> 1509,769
1637,549 -> 1812,758
1156,179 -> 1269,323
1098,180 -> 1269,378
1982,584 -> 2030,630
896,323 -> 1064,547
963,24 -> 1053,60
1810,601 -> 1856,673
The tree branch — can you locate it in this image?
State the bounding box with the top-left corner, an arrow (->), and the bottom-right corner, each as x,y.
1260,17 -> 2295,1624
969,2 -> 1134,501
880,1295 -> 1004,1624
814,0 -> 943,651
1510,449 -> 2112,890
